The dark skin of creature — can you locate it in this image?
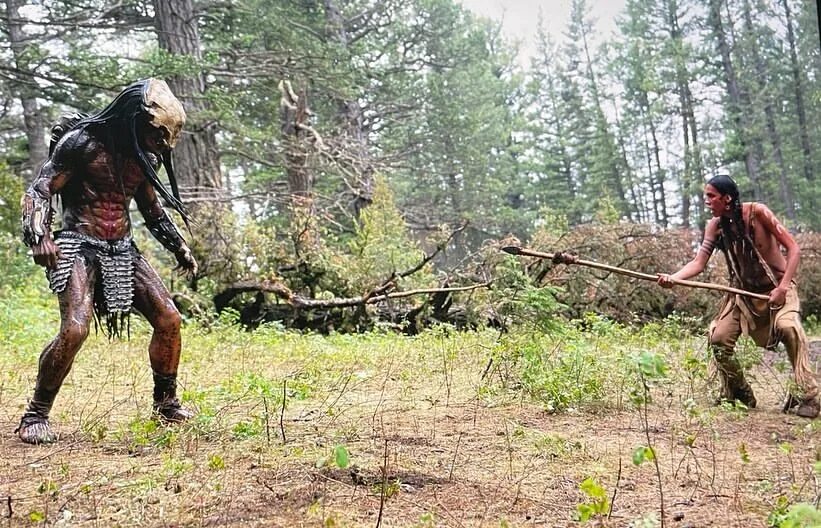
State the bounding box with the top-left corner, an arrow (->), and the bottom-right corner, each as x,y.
20,114 -> 196,443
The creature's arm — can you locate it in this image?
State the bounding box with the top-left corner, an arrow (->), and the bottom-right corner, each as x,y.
658,219 -> 718,287
21,134 -> 78,268
135,181 -> 198,275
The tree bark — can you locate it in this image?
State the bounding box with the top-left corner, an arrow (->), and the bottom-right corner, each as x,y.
707,0 -> 764,196
152,0 -> 225,288
5,0 -> 48,180
279,80 -> 318,256
742,0 -> 795,221
665,0 -> 703,228
279,81 -> 314,203
152,0 -> 222,201
639,94 -> 668,227
780,0 -> 814,186
612,104 -> 643,221
323,0 -> 374,217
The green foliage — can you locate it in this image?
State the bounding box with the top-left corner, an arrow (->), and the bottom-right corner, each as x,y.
0,163 -> 22,235
502,322 -> 628,413
633,350 -> 668,380
1,275 -> 819,525
533,433 -> 584,459
231,418 -> 264,440
0,167 -> 39,300
490,253 -> 565,331
342,178 -> 435,292
632,445 -> 656,466
0,264 -> 57,358
628,350 -> 668,406
738,442 -> 751,464
2,0 -> 820,252
414,512 -> 436,528
768,497 -> 821,528
207,453 -> 226,471
575,477 -> 610,523
113,416 -> 178,451
333,444 -> 350,469
488,315 -> 700,414
234,177 -> 436,317
593,195 -> 622,225
372,479 -> 402,500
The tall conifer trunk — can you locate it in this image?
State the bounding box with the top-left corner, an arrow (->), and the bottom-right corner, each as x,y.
5,0 -> 47,180
665,0 -> 703,228
152,0 -> 222,199
707,0 -> 764,201
153,0 -> 224,286
323,0 -> 374,218
741,0 -> 795,221
781,0 -> 814,188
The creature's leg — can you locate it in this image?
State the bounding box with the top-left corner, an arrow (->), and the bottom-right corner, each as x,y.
131,256 -> 192,422
18,259 -> 95,444
709,304 -> 756,408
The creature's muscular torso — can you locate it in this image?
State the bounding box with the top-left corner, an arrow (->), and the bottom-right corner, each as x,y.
42,129 -> 163,240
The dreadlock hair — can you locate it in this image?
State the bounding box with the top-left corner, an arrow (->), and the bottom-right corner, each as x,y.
56,79 -> 188,221
74,80 -> 151,170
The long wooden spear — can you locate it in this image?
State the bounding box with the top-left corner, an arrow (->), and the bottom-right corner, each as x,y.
501,246 -> 770,301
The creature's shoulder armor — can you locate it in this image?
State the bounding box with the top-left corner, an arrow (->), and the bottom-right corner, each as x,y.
49,112 -> 88,156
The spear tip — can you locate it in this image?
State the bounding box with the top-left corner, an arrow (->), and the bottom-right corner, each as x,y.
501,246 -> 522,255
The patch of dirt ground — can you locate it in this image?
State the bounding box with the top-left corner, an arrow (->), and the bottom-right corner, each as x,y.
0,338 -> 819,527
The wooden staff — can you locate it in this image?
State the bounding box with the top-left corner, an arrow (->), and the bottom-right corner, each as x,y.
501,246 -> 770,301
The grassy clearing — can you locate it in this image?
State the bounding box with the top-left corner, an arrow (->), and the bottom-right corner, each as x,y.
1,293 -> 820,527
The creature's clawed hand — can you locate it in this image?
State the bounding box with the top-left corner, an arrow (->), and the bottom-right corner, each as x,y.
32,238 -> 62,269
174,245 -> 198,278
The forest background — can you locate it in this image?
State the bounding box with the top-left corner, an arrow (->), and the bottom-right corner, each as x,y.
0,0 -> 819,327
1,1 -> 821,526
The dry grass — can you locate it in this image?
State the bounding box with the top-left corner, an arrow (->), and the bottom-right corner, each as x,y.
0,317 -> 820,527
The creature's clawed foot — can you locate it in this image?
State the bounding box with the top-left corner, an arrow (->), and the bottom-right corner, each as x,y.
16,413 -> 57,445
153,398 -> 194,423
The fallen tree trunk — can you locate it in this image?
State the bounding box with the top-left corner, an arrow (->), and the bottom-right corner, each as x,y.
215,280 -> 490,310
213,280 -> 492,333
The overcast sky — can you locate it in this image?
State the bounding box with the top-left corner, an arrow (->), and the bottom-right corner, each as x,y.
458,0 -> 628,61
